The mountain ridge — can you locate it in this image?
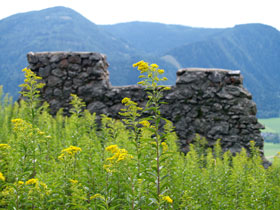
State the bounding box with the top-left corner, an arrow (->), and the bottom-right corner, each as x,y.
0,6 -> 280,118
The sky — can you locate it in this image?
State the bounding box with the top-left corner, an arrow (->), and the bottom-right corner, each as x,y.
0,0 -> 279,30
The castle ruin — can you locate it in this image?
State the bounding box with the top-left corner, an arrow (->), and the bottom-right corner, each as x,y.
26,52 -> 265,157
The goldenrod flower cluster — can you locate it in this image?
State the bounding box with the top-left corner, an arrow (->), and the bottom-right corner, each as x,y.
11,118 -> 48,141
132,60 -> 169,89
105,145 -> 133,162
139,120 -> 150,128
119,97 -> 142,119
105,145 -> 119,153
11,118 -> 32,132
22,68 -> 43,81
0,144 -> 11,150
160,195 -> 173,203
133,60 -> 149,73
24,178 -> 48,190
121,97 -> 140,108
58,145 -> 82,160
161,142 -> 168,152
0,172 -> 5,181
69,179 -> 78,184
104,145 -> 133,172
26,178 -> 39,185
18,181 -> 24,185
19,68 -> 45,91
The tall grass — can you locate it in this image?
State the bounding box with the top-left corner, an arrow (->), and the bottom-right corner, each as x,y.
1,63 -> 280,209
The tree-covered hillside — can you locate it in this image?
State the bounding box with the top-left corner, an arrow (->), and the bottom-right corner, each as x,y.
0,6 -> 135,98
100,21 -> 224,55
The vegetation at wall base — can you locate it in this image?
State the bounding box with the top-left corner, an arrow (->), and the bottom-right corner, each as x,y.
1,63 -> 280,209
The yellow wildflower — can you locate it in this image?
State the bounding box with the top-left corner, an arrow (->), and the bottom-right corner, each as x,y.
60,146 -> 82,156
151,64 -> 159,68
26,178 -> 38,185
11,118 -> 24,124
139,120 -> 150,127
106,153 -> 119,161
161,142 -> 168,152
11,118 -> 33,132
105,145 -> 132,166
162,77 -> 168,81
0,172 -> 5,181
117,153 -> 127,162
0,144 -> 11,150
69,179 -> 78,184
163,86 -> 171,91
133,60 -> 149,72
105,145 -> 119,153
18,181 -> 24,185
132,60 -> 142,68
158,69 -> 165,74
121,97 -> 130,104
137,81 -> 145,85
161,195 -> 173,203
21,68 -> 43,81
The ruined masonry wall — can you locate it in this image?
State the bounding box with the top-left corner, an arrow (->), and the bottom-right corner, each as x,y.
27,52 -> 265,155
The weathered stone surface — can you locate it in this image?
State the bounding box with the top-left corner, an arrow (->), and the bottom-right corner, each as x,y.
25,51 -> 266,161
59,59 -> 68,69
27,52 -> 39,64
87,101 -> 107,113
52,68 -> 64,77
48,76 -> 62,87
39,66 -> 51,78
208,71 -> 225,83
89,53 -> 103,61
53,88 -> 62,97
68,55 -> 81,64
50,54 -> 61,63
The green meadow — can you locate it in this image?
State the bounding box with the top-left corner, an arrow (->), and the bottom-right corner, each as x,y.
259,117 -> 280,133
259,117 -> 280,159
264,143 -> 280,159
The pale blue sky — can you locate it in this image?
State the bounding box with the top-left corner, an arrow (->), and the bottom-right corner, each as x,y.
1,0 -> 279,30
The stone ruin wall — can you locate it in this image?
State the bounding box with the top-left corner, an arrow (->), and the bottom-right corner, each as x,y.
27,51 -> 265,156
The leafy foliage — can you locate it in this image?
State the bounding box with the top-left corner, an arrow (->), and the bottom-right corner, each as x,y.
1,63 -> 280,209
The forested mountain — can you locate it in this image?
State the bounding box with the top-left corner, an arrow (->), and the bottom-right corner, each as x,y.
100,22 -> 224,54
0,6 -> 135,97
0,6 -> 280,117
